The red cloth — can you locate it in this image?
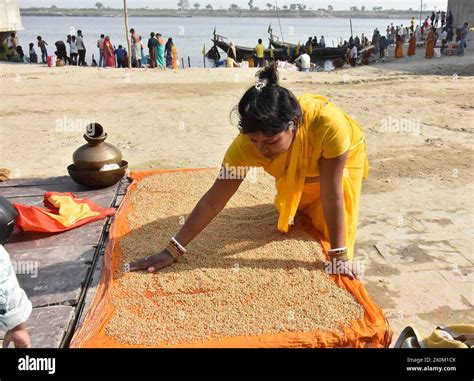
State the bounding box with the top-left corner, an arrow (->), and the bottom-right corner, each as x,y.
14,192 -> 115,233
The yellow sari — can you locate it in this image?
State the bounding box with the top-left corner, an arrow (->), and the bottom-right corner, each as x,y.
222,94 -> 368,259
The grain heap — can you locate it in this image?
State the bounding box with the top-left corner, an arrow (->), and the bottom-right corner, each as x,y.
106,169 -> 364,346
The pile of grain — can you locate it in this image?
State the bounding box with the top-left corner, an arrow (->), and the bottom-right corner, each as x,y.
106,169 -> 364,345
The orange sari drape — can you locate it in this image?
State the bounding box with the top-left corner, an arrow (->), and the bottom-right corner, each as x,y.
407,36 -> 417,56
395,37 -> 404,58
425,31 -> 435,58
171,45 -> 179,69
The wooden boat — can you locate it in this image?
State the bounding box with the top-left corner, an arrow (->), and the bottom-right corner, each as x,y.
208,29 -> 287,62
269,34 -> 347,61
267,25 -> 347,62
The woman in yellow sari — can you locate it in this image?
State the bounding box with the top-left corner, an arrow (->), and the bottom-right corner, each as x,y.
130,66 -> 368,279
425,28 -> 436,59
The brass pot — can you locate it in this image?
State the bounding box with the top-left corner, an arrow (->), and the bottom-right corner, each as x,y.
72,123 -> 122,171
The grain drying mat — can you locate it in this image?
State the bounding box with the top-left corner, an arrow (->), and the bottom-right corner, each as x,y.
71,168 -> 392,348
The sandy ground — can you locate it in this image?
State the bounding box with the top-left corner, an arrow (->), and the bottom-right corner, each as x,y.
1,45 -> 473,346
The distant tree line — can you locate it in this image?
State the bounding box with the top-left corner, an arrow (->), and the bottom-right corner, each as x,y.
176,2 -> 384,12
46,3 -> 388,12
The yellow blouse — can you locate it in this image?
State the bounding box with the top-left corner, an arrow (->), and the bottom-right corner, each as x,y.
222,93 -> 365,179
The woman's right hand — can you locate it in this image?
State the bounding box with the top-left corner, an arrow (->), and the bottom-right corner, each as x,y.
128,250 -> 176,273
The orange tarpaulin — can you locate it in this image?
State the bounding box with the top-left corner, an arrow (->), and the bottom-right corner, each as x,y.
71,169 -> 392,348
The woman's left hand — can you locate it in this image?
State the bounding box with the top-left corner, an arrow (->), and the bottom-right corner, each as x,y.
326,258 -> 358,280
338,259 -> 358,280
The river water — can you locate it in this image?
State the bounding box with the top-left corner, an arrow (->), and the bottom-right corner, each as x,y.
17,16 -> 408,66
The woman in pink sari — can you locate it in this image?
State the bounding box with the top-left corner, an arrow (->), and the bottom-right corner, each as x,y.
103,36 -> 116,67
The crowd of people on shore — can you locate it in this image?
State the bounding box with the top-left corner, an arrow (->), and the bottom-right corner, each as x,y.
344,10 -> 469,66
226,9 -> 470,72
1,27 -> 180,69
127,28 -> 179,69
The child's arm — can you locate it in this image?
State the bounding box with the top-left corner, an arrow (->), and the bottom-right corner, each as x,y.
0,245 -> 32,345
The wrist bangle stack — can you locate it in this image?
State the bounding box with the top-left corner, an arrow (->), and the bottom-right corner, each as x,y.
328,246 -> 349,261
171,236 -> 187,254
165,236 -> 187,261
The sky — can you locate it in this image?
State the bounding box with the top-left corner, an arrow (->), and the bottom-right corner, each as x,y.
18,0 -> 448,11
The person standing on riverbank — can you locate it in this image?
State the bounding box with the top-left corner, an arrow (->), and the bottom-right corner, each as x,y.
131,35 -> 143,67
171,42 -> 179,69
379,36 -> 387,61
319,35 -> 326,47
97,34 -> 105,67
407,33 -> 416,57
103,36 -> 116,67
457,23 -> 469,57
165,37 -> 173,68
156,33 -> 165,69
255,39 -> 265,68
36,36 -> 48,64
349,44 -> 357,66
395,34 -> 404,58
77,30 -> 86,66
148,32 -> 157,68
425,28 -> 436,59
415,25 -> 422,42
130,28 -> 139,45
69,35 -> 78,65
